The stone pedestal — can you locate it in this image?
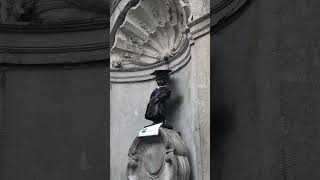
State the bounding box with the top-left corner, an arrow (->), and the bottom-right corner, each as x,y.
127,127 -> 190,180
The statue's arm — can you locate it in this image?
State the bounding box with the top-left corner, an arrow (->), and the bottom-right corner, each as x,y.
150,88 -> 170,103
158,89 -> 171,101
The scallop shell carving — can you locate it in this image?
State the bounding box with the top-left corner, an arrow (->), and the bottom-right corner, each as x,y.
111,0 -> 191,70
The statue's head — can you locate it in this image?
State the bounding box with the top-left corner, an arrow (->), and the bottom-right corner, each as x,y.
156,77 -> 168,86
151,70 -> 171,86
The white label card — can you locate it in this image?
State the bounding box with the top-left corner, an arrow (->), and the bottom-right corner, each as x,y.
138,123 -> 163,137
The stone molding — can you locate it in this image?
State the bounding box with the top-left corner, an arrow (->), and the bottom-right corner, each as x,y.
0,43 -> 109,54
110,41 -> 190,82
0,50 -> 108,64
110,0 -> 191,82
188,13 -> 210,41
0,18 -> 109,33
127,128 -> 190,180
0,26 -> 109,64
0,0 -> 108,25
211,0 -> 248,29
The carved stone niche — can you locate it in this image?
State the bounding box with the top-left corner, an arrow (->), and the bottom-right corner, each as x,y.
127,128 -> 190,180
111,0 -> 191,82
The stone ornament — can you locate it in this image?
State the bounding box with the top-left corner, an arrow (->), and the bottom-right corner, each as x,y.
111,0 -> 191,82
127,128 -> 190,180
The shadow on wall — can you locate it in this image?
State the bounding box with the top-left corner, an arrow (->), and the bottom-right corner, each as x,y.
212,104 -> 236,179
166,77 -> 184,121
213,104 -> 236,147
165,77 -> 195,178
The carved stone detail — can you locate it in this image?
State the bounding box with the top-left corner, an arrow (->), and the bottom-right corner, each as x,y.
127,128 -> 190,180
111,0 -> 191,80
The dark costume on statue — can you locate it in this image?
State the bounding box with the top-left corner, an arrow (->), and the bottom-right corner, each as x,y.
145,86 -> 171,124
145,69 -> 172,128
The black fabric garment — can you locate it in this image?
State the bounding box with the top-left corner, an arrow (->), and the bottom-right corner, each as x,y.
145,86 -> 171,123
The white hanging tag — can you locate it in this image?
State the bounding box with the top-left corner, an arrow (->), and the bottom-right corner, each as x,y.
138,123 -> 163,137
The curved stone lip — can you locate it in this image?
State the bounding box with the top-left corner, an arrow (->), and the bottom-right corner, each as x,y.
127,127 -> 190,180
211,0 -> 249,31
110,0 -> 191,44
110,41 -> 191,83
0,18 -> 109,33
110,0 -> 140,43
128,127 -> 189,156
0,43 -> 109,53
0,26 -> 109,64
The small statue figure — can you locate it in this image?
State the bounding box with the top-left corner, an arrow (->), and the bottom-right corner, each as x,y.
145,70 -> 172,128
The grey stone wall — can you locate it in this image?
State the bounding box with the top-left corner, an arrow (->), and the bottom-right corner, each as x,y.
190,30 -> 210,180
213,0 -> 320,180
188,0 -> 210,20
0,63 -> 109,179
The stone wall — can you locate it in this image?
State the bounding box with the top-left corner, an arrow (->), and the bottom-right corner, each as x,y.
213,0 -> 320,179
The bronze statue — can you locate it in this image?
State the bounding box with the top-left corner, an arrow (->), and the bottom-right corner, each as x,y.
145,70 -> 172,128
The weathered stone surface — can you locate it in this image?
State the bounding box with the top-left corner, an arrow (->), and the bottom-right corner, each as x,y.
188,0 -> 209,20
127,127 -> 190,180
190,29 -> 210,180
